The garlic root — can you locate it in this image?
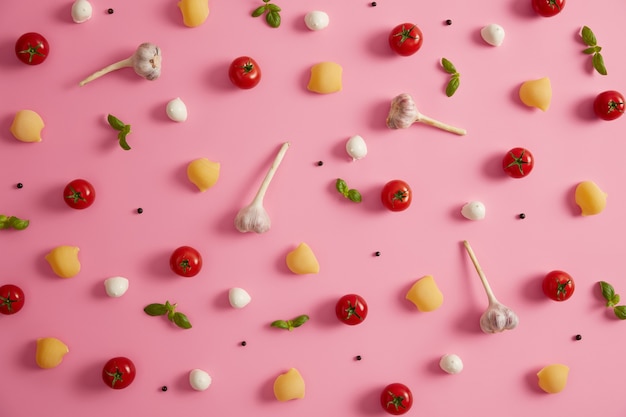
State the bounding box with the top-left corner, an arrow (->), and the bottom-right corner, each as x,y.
463,240 -> 518,334
79,43 -> 161,86
386,93 -> 466,135
234,142 -> 290,234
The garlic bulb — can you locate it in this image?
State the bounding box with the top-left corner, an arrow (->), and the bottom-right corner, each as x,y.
79,43 -> 162,86
386,93 -> 467,135
234,142 -> 290,233
463,240 -> 519,334
71,0 -> 93,23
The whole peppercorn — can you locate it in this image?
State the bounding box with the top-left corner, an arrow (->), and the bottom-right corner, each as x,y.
445,19 -> 452,25
241,341 -> 247,346
519,213 -> 526,219
355,355 -> 362,361
107,8 -> 114,14
317,161 -> 324,166
16,183 -> 23,189
575,334 -> 582,341
374,251 -> 381,257
161,386 -> 168,392
371,2 -> 377,6
137,208 -> 144,214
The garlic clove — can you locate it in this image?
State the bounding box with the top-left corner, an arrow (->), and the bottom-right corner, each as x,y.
345,135 -> 367,160
104,276 -> 129,297
304,11 -> 330,31
71,0 -> 93,23
228,287 -> 252,308
439,354 -> 464,374
480,24 -> 505,46
461,201 -> 486,220
166,97 -> 188,122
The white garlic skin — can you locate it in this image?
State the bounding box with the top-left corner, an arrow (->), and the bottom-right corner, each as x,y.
104,276 -> 129,297
166,97 -> 188,122
304,11 -> 330,31
345,135 -> 367,160
480,302 -> 519,333
189,369 -> 212,391
461,201 -> 486,220
228,287 -> 252,309
439,354 -> 464,374
480,24 -> 505,47
71,0 -> 93,23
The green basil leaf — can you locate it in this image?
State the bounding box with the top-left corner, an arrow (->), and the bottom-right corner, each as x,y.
173,312 -> 192,329
582,47 -> 597,55
0,215 -> 8,229
446,76 -> 460,97
251,5 -> 266,17
9,217 -> 29,230
291,315 -> 309,328
107,114 -> 126,131
600,281 -> 615,302
266,3 -> 281,12
614,306 -> 626,320
441,58 -> 457,75
144,303 -> 168,316
347,189 -> 362,203
118,131 -> 131,150
593,52 -> 607,75
271,320 -> 290,330
336,179 -> 349,196
581,26 -> 596,47
612,294 -> 621,306
266,10 -> 281,28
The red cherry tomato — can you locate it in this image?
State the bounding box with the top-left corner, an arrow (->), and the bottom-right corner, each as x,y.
63,179 -> 96,209
15,32 -> 49,65
593,90 -> 624,121
388,23 -> 423,56
381,180 -> 412,211
228,56 -> 262,89
0,284 -> 25,315
102,357 -> 136,389
502,147 -> 534,178
335,294 -> 368,325
531,0 -> 565,17
542,270 -> 575,301
170,246 -> 202,277
380,383 -> 413,415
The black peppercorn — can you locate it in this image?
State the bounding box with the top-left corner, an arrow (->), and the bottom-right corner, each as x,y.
519,213 -> 526,219
107,8 -> 114,14
371,2 -> 377,6
445,19 -> 452,25
137,208 -> 143,214
575,334 -> 582,341
16,183 -> 23,189
374,251 -> 381,257
355,355 -> 362,361
241,341 -> 247,346
161,386 -> 168,392
317,161 -> 324,166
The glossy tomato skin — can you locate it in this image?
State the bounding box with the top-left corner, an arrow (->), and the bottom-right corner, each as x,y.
542,270 -> 575,301
381,383 -> 413,415
170,246 -> 203,277
381,180 -> 412,211
228,56 -> 261,89
0,284 -> 25,315
593,90 -> 625,121
102,357 -> 136,389
502,148 -> 534,178
335,294 -> 368,325
15,32 -> 49,65
388,23 -> 423,56
63,179 -> 96,209
531,0 -> 565,17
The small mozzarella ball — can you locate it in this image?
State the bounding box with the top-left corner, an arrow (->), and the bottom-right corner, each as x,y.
461,201 -> 486,220
439,354 -> 463,374
166,97 -> 188,122
345,135 -> 367,160
104,276 -> 129,297
480,23 -> 505,46
71,0 -> 93,23
189,369 -> 212,391
304,11 -> 330,31
228,287 -> 251,309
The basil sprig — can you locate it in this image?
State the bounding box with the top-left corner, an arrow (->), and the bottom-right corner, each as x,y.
336,179 -> 362,203
107,114 -> 132,150
581,26 -> 607,75
0,215 -> 29,230
441,58 -> 460,97
144,300 -> 192,329
599,281 -> 626,320
271,314 -> 309,331
251,0 -> 282,28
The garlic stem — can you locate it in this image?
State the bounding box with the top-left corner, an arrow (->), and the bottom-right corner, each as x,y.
250,142 -> 290,207
79,57 -> 133,86
417,113 -> 467,135
463,240 -> 498,305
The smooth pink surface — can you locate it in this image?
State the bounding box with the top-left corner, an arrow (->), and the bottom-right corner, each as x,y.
2,0 -> 626,415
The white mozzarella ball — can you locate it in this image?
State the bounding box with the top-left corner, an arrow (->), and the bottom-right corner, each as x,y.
228,287 -> 252,308
439,353 -> 464,374
166,97 -> 188,122
104,276 -> 129,297
461,201 -> 486,220
189,369 -> 212,391
304,11 -> 330,31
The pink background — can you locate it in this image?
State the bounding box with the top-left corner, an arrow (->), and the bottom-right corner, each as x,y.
2,0 -> 626,415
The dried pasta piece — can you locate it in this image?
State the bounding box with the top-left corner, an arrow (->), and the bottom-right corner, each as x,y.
286,243 -> 319,274
519,77 -> 551,111
405,275 -> 444,312
273,368 -> 305,401
307,62 -> 342,94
